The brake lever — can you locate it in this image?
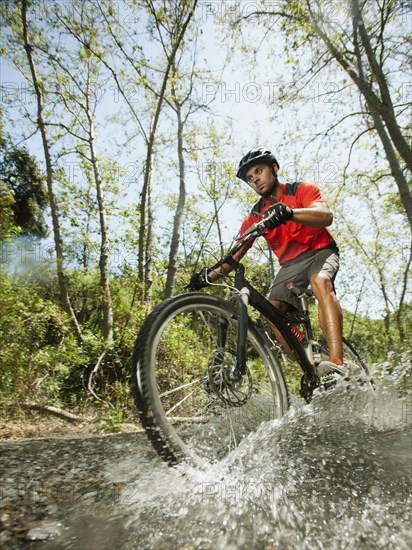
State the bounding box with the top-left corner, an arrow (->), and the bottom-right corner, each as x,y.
236,225 -> 267,244
235,222 -> 267,243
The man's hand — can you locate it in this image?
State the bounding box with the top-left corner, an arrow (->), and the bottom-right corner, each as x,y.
263,203 -> 293,229
187,270 -> 209,291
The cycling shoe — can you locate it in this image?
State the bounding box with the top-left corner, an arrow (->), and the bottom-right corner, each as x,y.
316,360 -> 349,388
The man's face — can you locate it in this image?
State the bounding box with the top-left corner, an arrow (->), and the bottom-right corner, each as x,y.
245,163 -> 278,197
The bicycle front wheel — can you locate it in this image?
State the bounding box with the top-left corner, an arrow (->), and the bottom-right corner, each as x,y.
131,293 -> 289,467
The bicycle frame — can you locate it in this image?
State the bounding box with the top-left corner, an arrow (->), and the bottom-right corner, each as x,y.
231,262 -> 316,380
201,228 -> 326,397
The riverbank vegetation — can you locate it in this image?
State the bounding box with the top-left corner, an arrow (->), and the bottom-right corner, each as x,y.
1,1 -> 410,425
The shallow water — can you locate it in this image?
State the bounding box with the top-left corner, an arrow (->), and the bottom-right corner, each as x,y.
45,373 -> 411,550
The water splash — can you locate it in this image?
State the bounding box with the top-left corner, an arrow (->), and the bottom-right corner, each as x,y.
47,365 -> 412,550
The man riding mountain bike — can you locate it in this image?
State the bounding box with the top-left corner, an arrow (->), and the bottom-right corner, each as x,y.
131,148 -> 373,466
205,148 -> 346,385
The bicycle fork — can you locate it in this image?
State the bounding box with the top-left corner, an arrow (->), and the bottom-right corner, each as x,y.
230,265 -> 250,380
229,286 -> 249,380
211,289 -> 248,384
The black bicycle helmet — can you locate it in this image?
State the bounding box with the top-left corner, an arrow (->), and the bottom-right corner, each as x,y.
236,148 -> 279,182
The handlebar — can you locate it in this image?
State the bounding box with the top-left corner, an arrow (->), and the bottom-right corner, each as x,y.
186,224 -> 267,291
188,205 -> 287,288
219,222 -> 268,265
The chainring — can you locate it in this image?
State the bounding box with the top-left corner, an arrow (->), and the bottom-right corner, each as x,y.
300,373 -> 320,403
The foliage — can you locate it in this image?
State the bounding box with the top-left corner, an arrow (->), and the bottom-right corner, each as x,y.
1,251 -> 409,420
0,0 -> 410,424
0,272 -> 86,414
0,180 -> 17,239
0,139 -> 48,238
0,268 -> 146,418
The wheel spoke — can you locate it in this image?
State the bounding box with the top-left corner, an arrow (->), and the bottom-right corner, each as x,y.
159,378 -> 202,398
132,294 -> 288,465
165,386 -> 203,417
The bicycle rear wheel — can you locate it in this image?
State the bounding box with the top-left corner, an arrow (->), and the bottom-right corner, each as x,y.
131,293 -> 289,467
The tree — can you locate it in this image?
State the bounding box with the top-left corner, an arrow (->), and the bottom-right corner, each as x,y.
337,189 -> 410,347
94,0 -> 198,301
0,139 -> 48,237
163,41 -> 209,298
19,0 -> 84,343
238,0 -> 412,228
163,63 -> 188,299
41,4 -> 115,343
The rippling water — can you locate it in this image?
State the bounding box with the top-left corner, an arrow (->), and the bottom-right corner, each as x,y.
48,369 -> 411,550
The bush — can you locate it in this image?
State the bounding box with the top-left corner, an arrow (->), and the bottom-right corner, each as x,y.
0,273 -> 90,413
0,269 -> 148,421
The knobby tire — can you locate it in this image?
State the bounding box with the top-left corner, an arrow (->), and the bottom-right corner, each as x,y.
131,293 -> 289,467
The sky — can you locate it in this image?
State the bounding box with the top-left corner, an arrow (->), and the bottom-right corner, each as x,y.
1,0 -> 410,319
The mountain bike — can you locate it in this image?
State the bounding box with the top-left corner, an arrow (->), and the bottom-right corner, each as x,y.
131,226 -> 371,468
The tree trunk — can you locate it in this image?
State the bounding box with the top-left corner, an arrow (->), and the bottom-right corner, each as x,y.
164,98 -> 186,299
368,108 -> 412,228
21,0 -> 83,343
86,104 -> 114,343
137,0 -> 198,299
395,240 -> 412,342
138,139 -> 154,301
145,168 -> 154,304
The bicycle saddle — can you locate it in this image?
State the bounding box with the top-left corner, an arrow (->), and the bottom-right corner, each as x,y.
287,282 -> 313,298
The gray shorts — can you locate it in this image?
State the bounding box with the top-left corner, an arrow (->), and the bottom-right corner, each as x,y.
267,248 -> 339,311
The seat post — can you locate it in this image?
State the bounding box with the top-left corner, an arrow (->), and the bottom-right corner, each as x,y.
299,294 -> 309,315
287,282 -> 314,340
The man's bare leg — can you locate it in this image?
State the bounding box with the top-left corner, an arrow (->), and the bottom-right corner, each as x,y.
310,273 -> 343,363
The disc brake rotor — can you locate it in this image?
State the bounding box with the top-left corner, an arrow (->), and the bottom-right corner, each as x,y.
206,348 -> 253,407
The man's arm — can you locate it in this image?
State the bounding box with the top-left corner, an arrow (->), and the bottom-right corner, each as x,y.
289,201 -> 333,228
207,243 -> 249,282
210,200 -> 333,280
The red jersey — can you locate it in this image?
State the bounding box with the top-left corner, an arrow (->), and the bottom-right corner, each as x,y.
239,181 -> 336,265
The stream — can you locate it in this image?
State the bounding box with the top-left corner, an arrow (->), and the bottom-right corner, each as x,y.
1,368 -> 411,549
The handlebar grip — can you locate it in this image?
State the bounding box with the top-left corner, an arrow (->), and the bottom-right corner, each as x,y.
186,269 -> 209,291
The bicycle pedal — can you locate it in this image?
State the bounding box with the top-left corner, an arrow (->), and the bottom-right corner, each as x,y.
319,372 -> 339,389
